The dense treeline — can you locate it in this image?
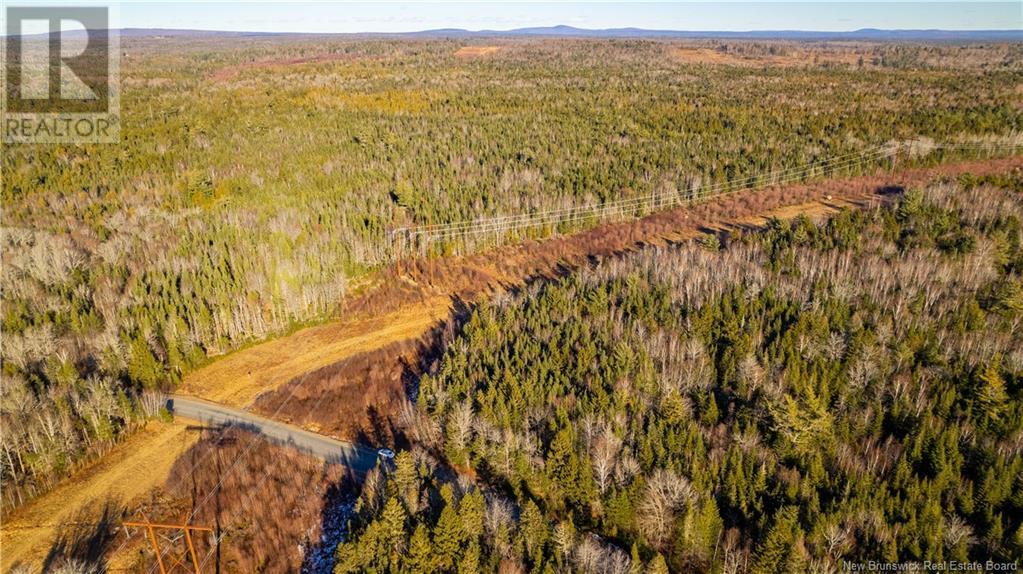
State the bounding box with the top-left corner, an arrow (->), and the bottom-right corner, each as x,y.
334,176 -> 1023,572
2,38 -> 1020,507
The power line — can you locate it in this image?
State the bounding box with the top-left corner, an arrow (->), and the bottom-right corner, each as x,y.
391,141 -> 1020,247
396,144 -> 887,236
398,145 -> 889,244
425,146 -> 887,240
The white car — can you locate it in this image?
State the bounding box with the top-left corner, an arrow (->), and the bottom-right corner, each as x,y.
377,448 -> 396,460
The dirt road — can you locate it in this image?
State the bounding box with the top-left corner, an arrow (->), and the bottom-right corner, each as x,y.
167,395 -> 381,474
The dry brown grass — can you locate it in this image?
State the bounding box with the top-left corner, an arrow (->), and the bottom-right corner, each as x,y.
455,46 -> 501,57
177,296 -> 452,408
1,422 -> 197,572
249,316 -> 460,444
705,194 -> 867,233
110,427 -> 352,574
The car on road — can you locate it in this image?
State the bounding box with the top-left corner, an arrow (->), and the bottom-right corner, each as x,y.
377,448 -> 395,460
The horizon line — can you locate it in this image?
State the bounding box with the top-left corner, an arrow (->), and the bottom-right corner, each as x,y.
6,24 -> 1022,38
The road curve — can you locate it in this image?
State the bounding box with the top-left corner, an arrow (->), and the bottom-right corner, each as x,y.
166,394 -> 381,474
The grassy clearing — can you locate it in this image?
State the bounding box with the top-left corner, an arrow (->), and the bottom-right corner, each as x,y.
177,296 -> 452,408
455,46 -> 502,57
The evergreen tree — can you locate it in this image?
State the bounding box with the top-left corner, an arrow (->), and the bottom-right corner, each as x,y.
432,497 -> 465,571
408,523 -> 435,574
752,507 -> 806,574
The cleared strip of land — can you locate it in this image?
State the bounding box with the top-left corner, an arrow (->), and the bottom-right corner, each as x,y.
0,422 -> 198,572
176,296 -> 452,408
349,156 -> 1023,321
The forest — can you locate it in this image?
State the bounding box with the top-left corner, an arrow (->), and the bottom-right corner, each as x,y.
333,175 -> 1023,572
1,36 -> 1021,508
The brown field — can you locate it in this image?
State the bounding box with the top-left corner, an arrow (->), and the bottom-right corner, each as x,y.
455,45 -> 502,57
1,422 -> 198,572
250,317 -> 460,444
210,52 -> 374,81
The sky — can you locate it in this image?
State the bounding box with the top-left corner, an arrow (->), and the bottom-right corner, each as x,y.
6,1 -> 1022,34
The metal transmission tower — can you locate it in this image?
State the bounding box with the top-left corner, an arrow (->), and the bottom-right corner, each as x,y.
390,144 -> 896,244
122,520 -> 215,574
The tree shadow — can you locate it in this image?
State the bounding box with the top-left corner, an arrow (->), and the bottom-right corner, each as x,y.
300,470 -> 360,574
41,499 -> 123,572
365,405 -> 389,447
875,184 -> 905,196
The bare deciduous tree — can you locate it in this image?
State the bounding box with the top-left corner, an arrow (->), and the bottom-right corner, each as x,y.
636,468 -> 697,548
590,423 -> 621,494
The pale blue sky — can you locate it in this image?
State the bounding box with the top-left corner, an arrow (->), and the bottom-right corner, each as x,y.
8,1 -> 1023,33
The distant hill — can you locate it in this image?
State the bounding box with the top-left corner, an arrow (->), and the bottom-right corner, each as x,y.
409,25 -> 1022,41
9,25 -> 1022,42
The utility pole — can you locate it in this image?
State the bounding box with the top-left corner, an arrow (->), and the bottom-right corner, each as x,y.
393,229 -> 403,278
123,520 -> 215,574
